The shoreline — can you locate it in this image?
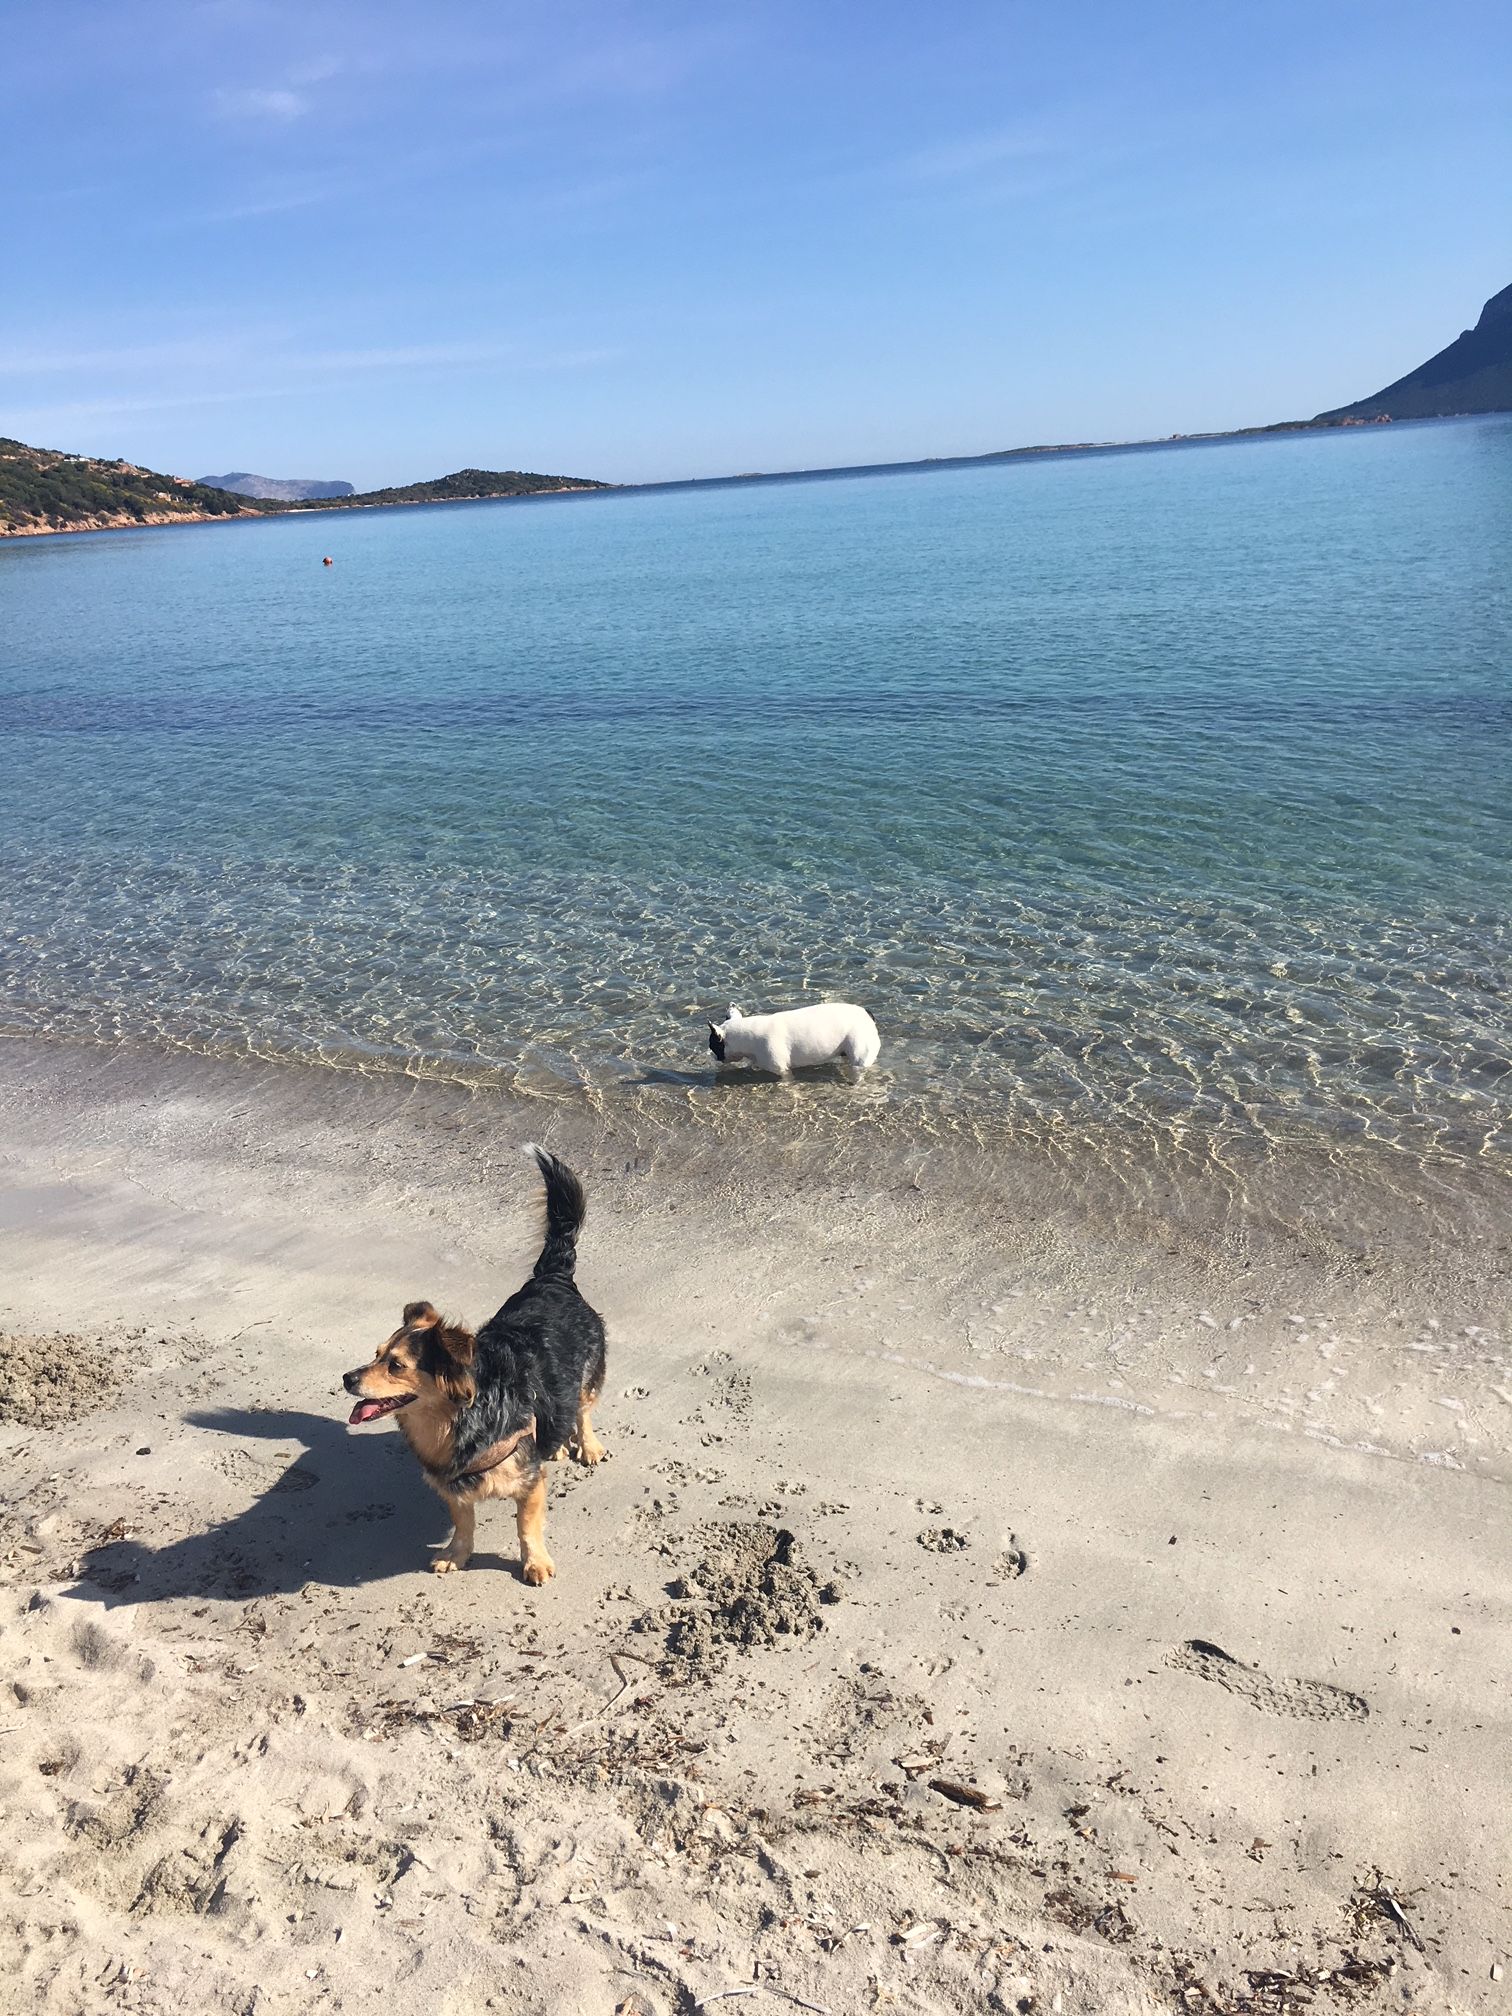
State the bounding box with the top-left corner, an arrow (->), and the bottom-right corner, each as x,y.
0,1028 -> 1506,2011
5,1023 -> 1508,1305
0,482 -> 609,542
4,1029 -> 1508,1475
7,411 -> 1498,544
0,503 -> 267,539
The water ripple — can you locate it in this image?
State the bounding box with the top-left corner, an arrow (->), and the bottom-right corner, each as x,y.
3,416 -> 1510,1213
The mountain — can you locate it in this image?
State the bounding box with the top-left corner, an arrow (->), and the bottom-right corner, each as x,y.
199,472 -> 356,501
314,466 -> 610,509
0,439 -> 272,537
1315,280 -> 1512,423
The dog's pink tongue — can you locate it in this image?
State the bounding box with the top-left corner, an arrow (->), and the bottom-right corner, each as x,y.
349,1400 -> 387,1425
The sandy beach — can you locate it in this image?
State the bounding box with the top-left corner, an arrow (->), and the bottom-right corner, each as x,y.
0,1037 -> 1506,2016
7,6 -> 1510,2010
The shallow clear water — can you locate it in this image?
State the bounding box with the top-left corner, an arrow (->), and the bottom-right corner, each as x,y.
3,419 -> 1510,1188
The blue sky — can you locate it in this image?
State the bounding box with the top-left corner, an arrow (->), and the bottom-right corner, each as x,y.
5,0 -> 1509,486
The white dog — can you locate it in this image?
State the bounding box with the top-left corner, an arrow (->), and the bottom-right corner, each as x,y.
707,1002 -> 881,1077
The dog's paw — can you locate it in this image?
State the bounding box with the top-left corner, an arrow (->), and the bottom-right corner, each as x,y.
432,1554 -> 468,1575
574,1437 -> 606,1467
521,1553 -> 556,1586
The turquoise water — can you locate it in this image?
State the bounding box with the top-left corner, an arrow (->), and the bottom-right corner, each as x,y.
2,419 -> 1510,1181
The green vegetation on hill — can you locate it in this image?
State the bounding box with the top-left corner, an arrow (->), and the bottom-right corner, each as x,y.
0,440 -> 612,536
303,466 -> 610,509
0,439 -> 270,536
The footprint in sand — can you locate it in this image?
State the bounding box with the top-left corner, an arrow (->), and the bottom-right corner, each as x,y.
995,1534 -> 1028,1578
1172,1638 -> 1368,1722
917,1526 -> 971,1553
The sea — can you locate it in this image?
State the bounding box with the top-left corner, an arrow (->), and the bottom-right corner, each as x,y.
3,417 -> 1509,1238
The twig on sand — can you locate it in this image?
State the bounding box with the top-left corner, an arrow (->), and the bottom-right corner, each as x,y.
519,1655 -> 637,1762
226,1319 -> 275,1345
695,1994 -> 829,2016
1375,1887 -> 1427,1954
1353,1871 -> 1428,1954
557,1655 -> 635,1741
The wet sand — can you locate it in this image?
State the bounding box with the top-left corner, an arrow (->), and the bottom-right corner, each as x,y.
0,1037 -> 1507,2015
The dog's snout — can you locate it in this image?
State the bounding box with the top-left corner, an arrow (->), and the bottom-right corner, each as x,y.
342,1369 -> 361,1394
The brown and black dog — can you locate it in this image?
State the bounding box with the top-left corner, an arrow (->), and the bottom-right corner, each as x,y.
342,1145 -> 606,1582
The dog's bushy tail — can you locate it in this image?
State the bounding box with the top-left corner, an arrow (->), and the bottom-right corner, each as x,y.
524,1143 -> 587,1282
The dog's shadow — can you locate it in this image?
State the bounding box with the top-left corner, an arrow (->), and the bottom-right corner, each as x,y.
64,1406 -> 522,1611
621,1062 -> 873,1090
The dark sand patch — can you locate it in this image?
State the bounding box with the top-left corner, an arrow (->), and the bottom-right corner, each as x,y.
649,1521 -> 840,1675
0,1331 -> 125,1428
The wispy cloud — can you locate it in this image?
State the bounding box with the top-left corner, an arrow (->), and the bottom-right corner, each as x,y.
0,331 -> 619,384
3,387 -> 274,437
872,112 -> 1128,217
537,21 -> 744,103
212,84 -> 310,123
0,335 -> 622,437
208,52 -> 343,126
285,338 -> 622,376
897,123 -> 1073,184
198,181 -> 340,223
184,150 -> 653,233
0,338 -> 247,378
293,341 -> 512,372
288,55 -> 343,89
515,345 -> 622,374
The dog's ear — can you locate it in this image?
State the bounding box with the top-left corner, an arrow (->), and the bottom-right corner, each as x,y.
423,1318 -> 477,1407
403,1300 -> 441,1330
432,1320 -> 475,1366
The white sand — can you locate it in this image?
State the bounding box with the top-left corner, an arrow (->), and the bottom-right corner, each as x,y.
0,1040 -> 1507,2015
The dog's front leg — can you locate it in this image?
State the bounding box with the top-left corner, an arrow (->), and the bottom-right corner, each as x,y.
434,1494 -> 475,1575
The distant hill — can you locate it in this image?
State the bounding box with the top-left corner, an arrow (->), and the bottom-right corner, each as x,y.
1315,280 -> 1512,423
0,440 -> 610,537
0,439 -> 271,537
200,472 -> 355,501
309,466 -> 610,510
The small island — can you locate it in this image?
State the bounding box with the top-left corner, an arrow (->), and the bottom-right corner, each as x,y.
198,473 -> 357,502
